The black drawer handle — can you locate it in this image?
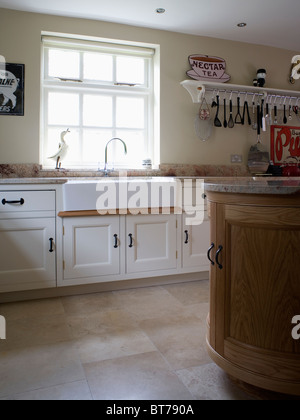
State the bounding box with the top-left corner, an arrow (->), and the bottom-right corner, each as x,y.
128,233 -> 133,248
216,245 -> 223,270
207,243 -> 215,266
184,230 -> 189,244
2,198 -> 25,205
114,234 -> 118,249
49,238 -> 54,253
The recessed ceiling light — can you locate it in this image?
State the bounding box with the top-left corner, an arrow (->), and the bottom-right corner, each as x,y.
156,8 -> 166,14
237,23 -> 247,28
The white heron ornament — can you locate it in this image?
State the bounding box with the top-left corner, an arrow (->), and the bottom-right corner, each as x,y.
48,129 -> 70,169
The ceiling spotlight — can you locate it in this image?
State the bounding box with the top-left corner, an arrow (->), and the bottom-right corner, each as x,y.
237,23 -> 247,28
156,8 -> 166,14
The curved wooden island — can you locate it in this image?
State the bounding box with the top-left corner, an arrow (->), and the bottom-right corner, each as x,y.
205,178 -> 300,396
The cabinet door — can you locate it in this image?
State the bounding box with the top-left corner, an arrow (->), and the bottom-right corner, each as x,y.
126,214 -> 177,274
0,218 -> 56,292
63,216 -> 120,280
182,214 -> 210,270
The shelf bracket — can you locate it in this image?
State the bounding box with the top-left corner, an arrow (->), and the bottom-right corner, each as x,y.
181,80 -> 205,103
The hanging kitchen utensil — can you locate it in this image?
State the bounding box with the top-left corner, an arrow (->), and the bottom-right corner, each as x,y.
235,96 -> 243,124
261,99 -> 267,132
223,98 -> 227,128
195,104 -> 213,141
242,95 -> 251,126
252,95 -> 258,130
274,105 -> 278,125
214,95 -> 222,127
247,104 -> 270,175
283,104 -> 287,124
199,97 -> 211,120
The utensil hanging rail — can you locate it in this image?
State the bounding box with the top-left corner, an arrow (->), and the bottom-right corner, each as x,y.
181,80 -> 300,107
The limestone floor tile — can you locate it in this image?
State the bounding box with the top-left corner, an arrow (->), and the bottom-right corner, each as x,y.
61,292 -> 121,316
0,341 -> 85,398
66,309 -> 138,339
112,286 -> 185,321
176,363 -> 254,400
163,280 -> 210,306
74,330 -> 156,364
12,380 -> 92,400
0,314 -> 72,352
139,308 -> 211,370
84,351 -> 193,400
0,298 -> 65,321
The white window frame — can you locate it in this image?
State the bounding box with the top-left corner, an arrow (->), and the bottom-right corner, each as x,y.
40,34 -> 160,170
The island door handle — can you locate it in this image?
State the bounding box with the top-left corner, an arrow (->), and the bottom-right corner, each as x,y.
128,233 -> 133,248
207,243 -> 215,266
216,245 -> 223,270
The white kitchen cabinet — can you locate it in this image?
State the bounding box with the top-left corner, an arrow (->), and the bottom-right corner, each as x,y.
182,213 -> 210,271
126,214 -> 177,274
63,216 -> 120,280
0,190 -> 56,292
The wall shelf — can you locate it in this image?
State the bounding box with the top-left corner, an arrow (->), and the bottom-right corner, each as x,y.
181,80 -> 300,107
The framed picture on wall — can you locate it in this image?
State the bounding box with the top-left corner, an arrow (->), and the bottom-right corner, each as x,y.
0,63 -> 25,116
270,125 -> 300,165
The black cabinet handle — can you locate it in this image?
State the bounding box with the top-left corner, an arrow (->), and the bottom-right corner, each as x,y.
207,243 -> 215,266
49,238 -> 54,253
128,233 -> 133,248
2,198 -> 25,205
114,234 -> 118,249
216,245 -> 223,270
184,230 -> 189,244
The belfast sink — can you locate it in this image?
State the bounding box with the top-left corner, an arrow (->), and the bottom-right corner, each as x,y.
62,177 -> 182,212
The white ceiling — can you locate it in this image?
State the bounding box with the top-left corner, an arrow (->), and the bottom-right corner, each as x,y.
0,0 -> 300,51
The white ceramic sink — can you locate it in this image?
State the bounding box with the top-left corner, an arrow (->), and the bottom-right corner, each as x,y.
62,177 -> 181,212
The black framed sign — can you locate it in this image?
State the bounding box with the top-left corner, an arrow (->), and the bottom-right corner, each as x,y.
0,63 -> 25,116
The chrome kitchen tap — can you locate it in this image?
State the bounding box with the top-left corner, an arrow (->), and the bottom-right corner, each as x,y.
101,137 -> 128,176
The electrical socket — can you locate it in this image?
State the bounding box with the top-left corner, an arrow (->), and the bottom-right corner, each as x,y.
231,154 -> 243,163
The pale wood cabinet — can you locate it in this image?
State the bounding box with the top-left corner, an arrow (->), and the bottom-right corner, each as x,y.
207,192 -> 300,396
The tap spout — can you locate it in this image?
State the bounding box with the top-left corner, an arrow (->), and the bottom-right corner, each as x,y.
104,137 -> 128,175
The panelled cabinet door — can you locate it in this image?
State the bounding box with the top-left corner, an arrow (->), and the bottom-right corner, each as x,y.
182,214 -> 210,269
63,216 -> 120,280
0,218 -> 56,292
126,214 -> 177,274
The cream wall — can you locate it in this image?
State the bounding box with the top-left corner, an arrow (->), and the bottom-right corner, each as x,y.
0,8 -> 298,166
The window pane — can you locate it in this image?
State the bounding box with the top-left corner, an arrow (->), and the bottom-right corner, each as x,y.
116,130 -> 145,166
83,52 -> 113,81
48,49 -> 80,79
83,95 -> 113,127
116,56 -> 145,85
116,97 -> 144,129
82,129 -> 112,163
48,92 -> 79,126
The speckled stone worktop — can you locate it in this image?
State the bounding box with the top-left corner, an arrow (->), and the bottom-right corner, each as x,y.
204,177 -> 300,195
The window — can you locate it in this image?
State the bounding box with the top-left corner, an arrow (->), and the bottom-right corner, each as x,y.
41,35 -> 159,169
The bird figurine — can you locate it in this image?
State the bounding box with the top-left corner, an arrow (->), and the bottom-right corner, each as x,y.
48,128 -> 70,169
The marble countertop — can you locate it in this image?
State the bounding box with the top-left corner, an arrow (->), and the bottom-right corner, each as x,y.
204,177 -> 300,195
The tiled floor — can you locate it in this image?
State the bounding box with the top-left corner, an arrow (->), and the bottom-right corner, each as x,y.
0,280 -> 254,400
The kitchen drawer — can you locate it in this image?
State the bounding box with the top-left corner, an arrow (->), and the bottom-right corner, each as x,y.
0,191 -> 55,213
